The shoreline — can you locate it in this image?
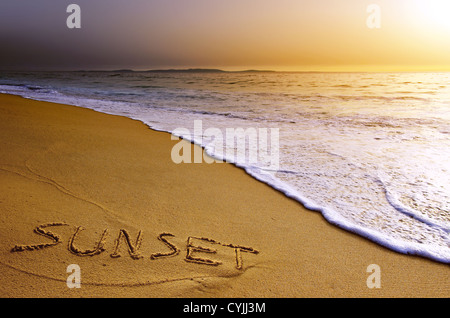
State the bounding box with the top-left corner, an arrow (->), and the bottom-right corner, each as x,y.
0,93 -> 448,297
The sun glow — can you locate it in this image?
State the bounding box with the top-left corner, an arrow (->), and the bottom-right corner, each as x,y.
415,0 -> 450,31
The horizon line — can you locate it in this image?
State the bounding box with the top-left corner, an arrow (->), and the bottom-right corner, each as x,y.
2,67 -> 450,73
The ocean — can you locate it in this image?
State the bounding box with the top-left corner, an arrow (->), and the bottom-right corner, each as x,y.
1,70 -> 449,263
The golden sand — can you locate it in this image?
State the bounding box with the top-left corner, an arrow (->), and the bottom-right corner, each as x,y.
0,93 -> 448,297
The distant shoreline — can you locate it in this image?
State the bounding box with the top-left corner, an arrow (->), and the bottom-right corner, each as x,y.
79,68 -> 277,73
3,68 -> 449,74
1,68 -> 276,73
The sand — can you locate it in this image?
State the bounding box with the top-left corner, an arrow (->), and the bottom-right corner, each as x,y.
0,93 -> 448,298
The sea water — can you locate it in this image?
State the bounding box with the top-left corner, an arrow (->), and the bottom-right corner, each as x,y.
1,70 -> 449,263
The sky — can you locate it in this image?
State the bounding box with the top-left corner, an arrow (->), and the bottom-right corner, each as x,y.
1,0 -> 450,71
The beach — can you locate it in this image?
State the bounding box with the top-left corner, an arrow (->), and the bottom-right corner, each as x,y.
0,93 -> 448,298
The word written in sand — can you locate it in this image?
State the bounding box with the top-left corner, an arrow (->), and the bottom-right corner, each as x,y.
10,223 -> 259,270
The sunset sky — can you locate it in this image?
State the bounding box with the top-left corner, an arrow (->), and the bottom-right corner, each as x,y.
1,0 -> 450,71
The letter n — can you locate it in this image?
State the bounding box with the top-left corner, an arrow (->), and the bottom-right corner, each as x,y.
110,229 -> 144,260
